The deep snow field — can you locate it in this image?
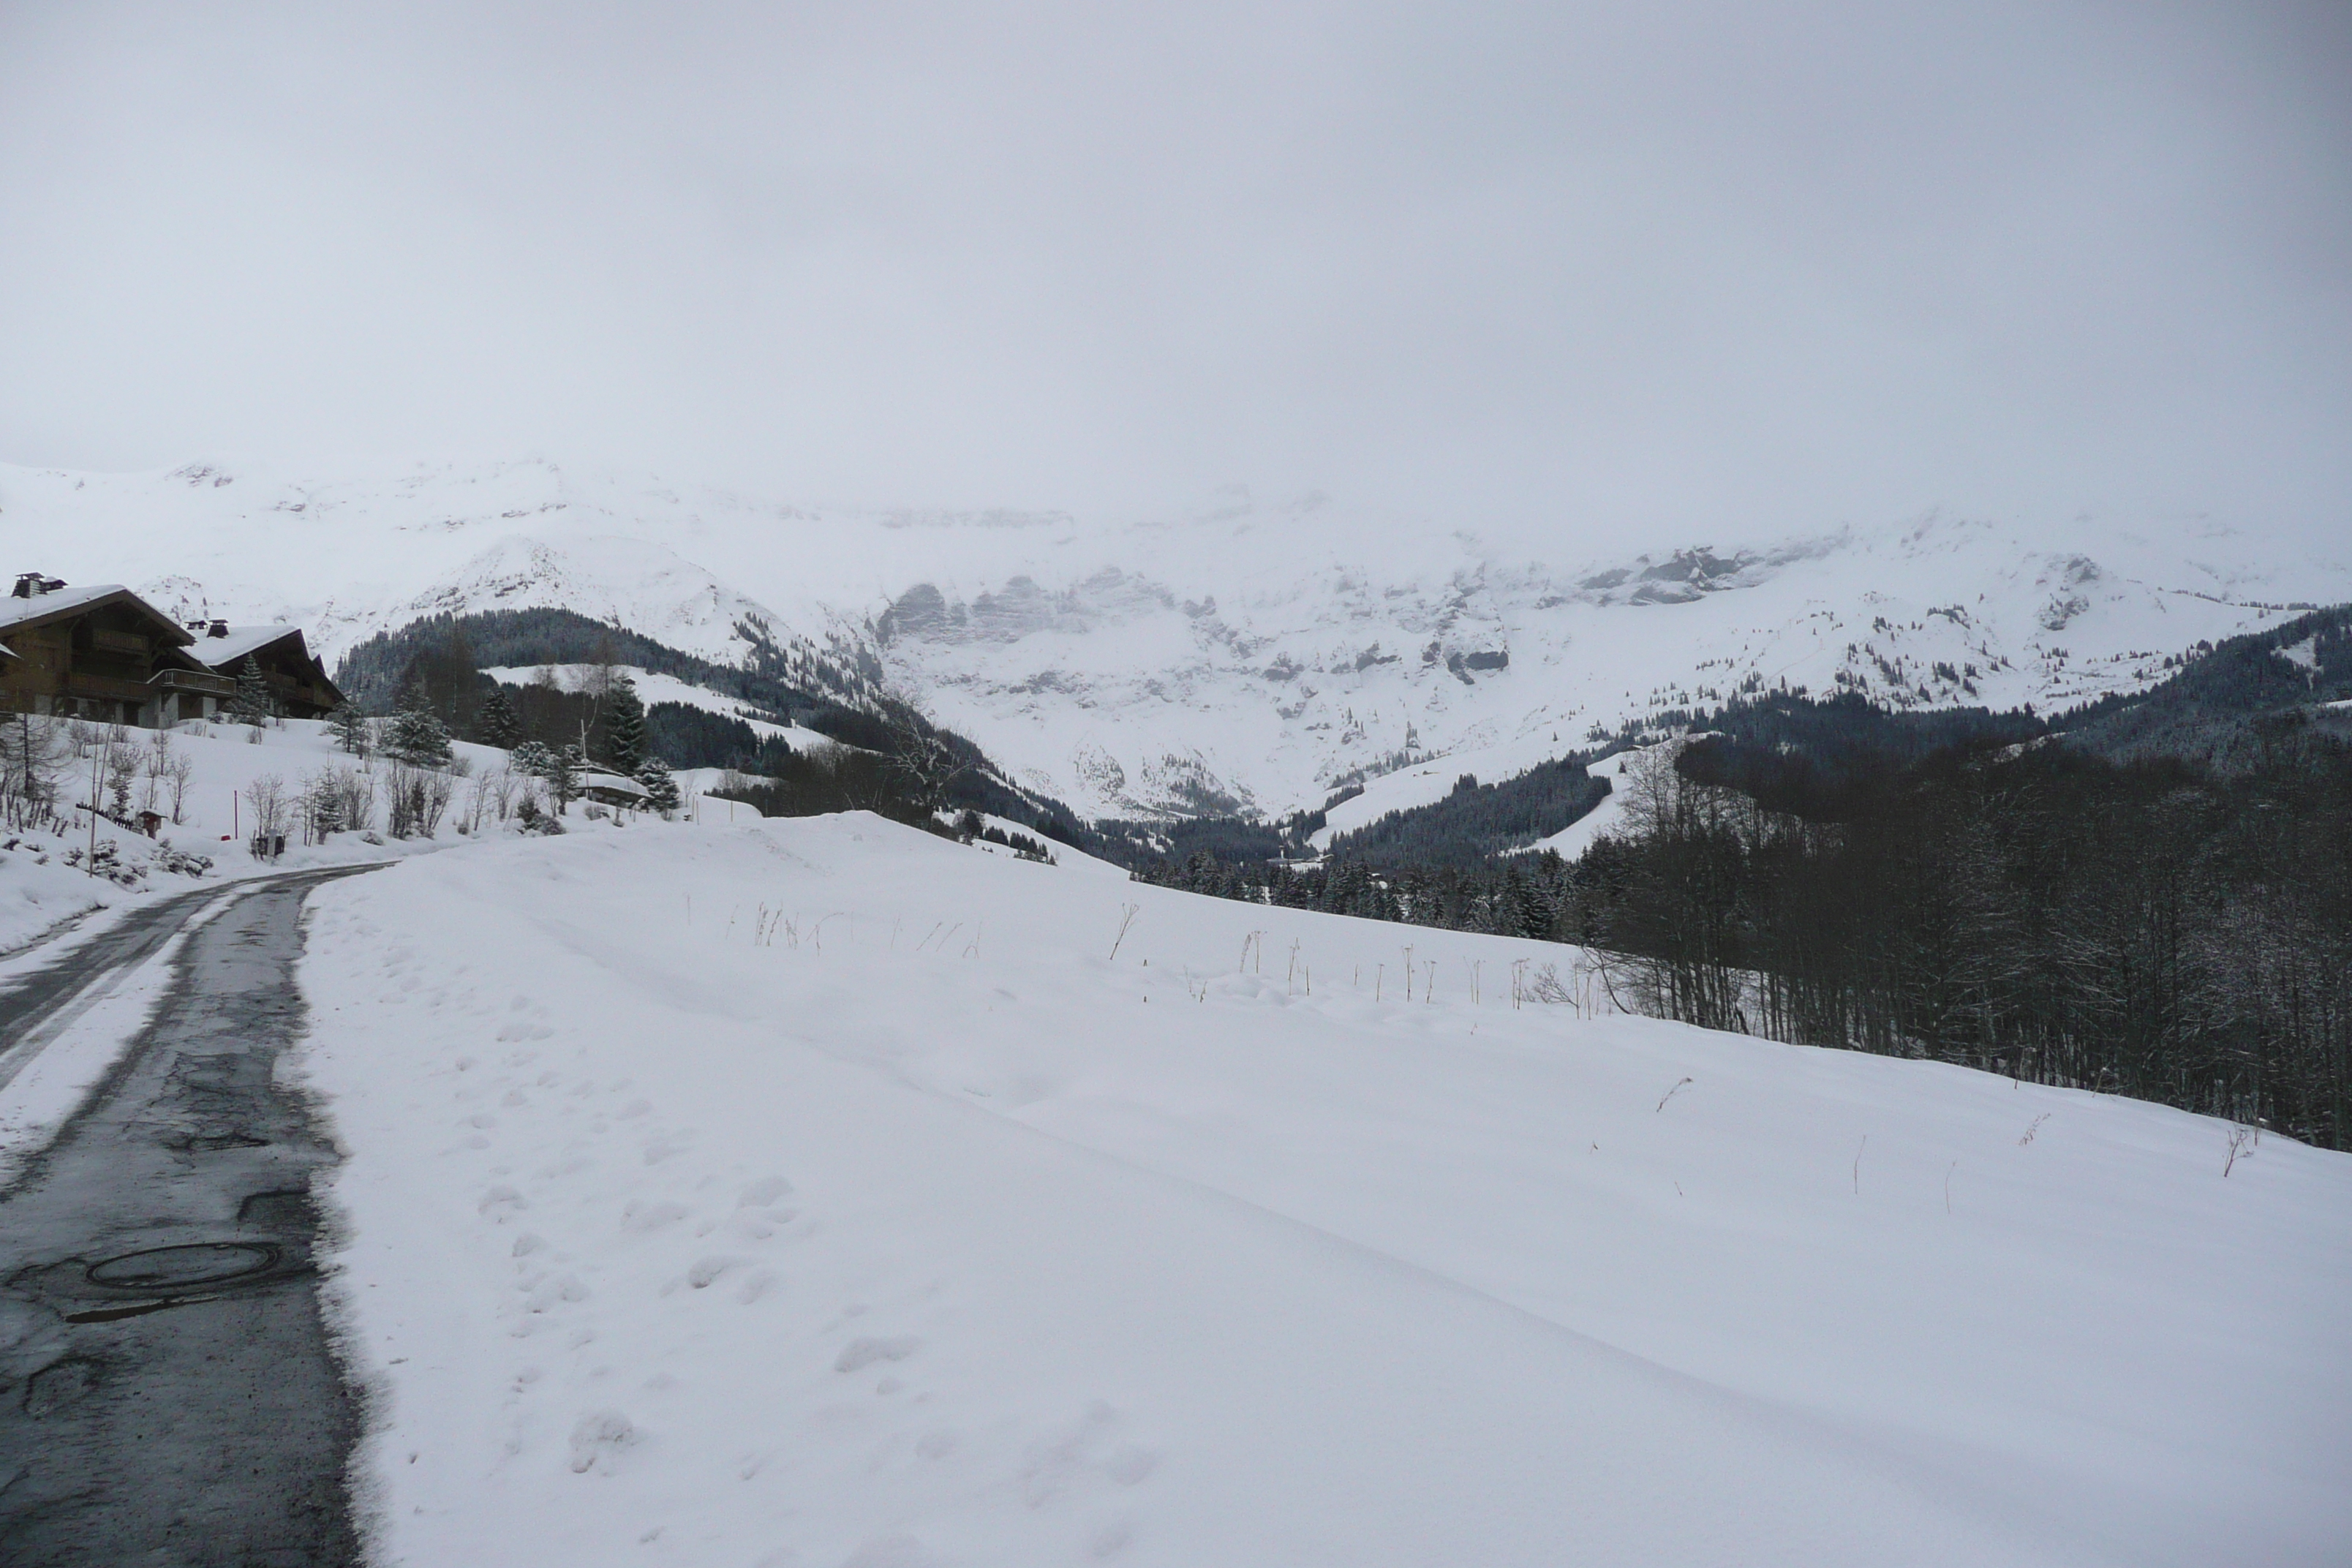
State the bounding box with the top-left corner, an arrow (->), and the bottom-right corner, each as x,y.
291,813 -> 2352,1568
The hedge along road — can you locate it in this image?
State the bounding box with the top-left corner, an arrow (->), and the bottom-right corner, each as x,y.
0,864 -> 381,1567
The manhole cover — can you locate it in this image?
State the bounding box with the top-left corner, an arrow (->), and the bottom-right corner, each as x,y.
86,1243 -> 279,1291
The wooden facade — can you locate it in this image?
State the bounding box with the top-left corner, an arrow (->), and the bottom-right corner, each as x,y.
0,580 -> 235,727
186,623 -> 345,720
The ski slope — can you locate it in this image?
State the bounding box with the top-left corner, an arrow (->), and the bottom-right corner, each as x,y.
293,813 -> 2351,1567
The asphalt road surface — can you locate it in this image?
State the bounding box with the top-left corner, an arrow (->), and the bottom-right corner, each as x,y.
0,867 -> 378,1567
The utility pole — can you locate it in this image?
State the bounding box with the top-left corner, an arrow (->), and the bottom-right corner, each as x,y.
86,739 -> 101,876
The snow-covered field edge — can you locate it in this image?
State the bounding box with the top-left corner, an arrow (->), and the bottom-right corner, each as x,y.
292,813 -> 2352,1568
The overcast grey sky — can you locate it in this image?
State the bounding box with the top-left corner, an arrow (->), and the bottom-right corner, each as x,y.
2,1 -> 2345,548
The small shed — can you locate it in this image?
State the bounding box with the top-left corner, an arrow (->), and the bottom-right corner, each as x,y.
578,769 -> 652,810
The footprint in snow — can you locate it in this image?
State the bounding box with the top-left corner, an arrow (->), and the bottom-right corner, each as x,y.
621,1200 -> 688,1234
526,1274 -> 589,1312
478,1186 -> 527,1218
566,1409 -> 638,1474
731,1207 -> 796,1240
660,1255 -> 746,1294
834,1336 -> 921,1374
739,1175 -> 794,1207
1021,1402 -> 1157,1507
642,1131 -> 694,1165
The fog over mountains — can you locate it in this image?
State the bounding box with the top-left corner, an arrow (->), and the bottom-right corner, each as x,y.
7,457 -> 2344,818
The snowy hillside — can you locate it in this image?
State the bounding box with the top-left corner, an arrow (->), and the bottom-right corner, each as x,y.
4,458 -> 2344,819
0,717 -> 498,960
291,812 -> 2352,1567
0,460 -> 880,709
478,664 -> 850,755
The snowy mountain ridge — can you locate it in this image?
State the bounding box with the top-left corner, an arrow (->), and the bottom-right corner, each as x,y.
4,456 -> 2342,819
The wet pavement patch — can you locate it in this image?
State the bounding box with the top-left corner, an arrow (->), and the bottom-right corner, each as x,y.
0,867 -> 377,1567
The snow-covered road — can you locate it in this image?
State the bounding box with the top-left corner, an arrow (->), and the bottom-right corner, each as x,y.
295,813 -> 2352,1567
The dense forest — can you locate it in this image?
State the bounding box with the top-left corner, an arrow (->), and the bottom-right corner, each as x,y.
1579,730 -> 2351,1148
2056,604 -> 2351,766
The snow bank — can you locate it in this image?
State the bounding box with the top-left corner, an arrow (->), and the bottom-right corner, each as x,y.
294,814 -> 2351,1567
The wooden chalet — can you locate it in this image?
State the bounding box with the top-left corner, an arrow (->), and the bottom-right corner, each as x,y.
184,622 -> 344,719
0,575 -> 235,726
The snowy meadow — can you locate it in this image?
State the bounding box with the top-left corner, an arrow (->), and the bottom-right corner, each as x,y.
293,812 -> 2352,1568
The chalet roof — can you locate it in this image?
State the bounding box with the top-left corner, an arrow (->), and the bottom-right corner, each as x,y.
187,624 -> 311,669
0,583 -> 196,642
579,768 -> 652,799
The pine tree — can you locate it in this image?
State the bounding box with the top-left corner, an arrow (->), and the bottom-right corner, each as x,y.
385,704 -> 453,769
636,757 -> 681,817
229,655 -> 273,725
602,675 -> 647,776
306,771 -> 345,842
550,744 -> 585,814
329,703 -> 370,756
510,739 -> 555,781
476,689 -> 522,750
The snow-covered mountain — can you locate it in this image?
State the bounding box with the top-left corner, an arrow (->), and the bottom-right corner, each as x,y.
4,457 -> 2344,818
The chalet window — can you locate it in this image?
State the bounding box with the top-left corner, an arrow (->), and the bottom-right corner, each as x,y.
91,628 -> 151,655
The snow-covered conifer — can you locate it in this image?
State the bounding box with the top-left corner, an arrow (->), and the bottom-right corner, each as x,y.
329,703 -> 370,756
636,756 -> 681,817
476,689 -> 523,750
603,675 -> 647,776
228,655 -> 274,725
385,705 -> 453,769
551,744 -> 586,813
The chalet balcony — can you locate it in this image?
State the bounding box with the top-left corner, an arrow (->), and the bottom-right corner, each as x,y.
150,668 -> 237,697
66,671 -> 161,704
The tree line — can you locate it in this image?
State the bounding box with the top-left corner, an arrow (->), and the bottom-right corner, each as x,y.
1137,727 -> 2351,1148
1575,727 -> 2351,1148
